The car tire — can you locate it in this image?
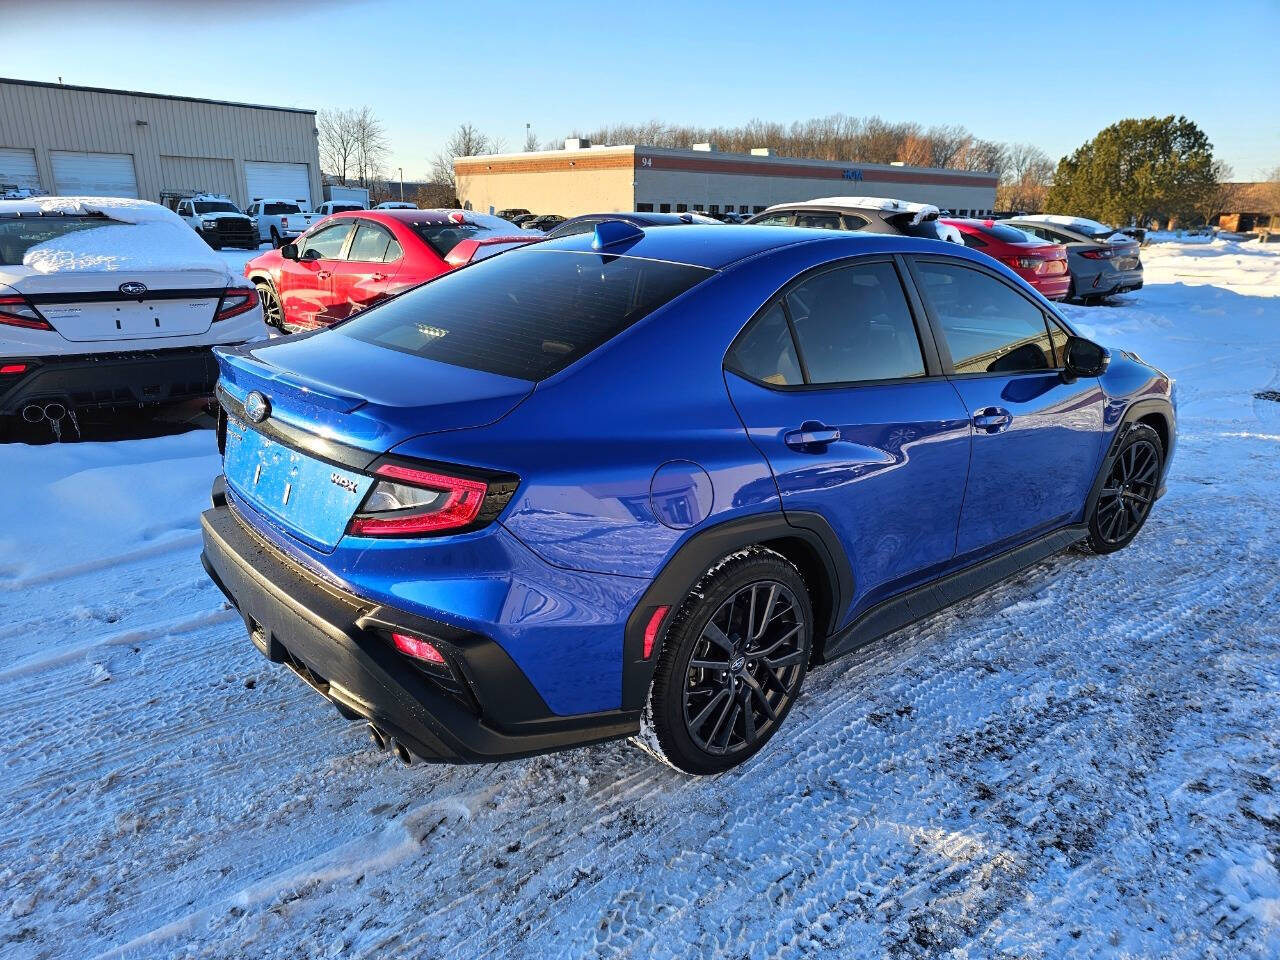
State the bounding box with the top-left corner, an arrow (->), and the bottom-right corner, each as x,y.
637,546 -> 813,775
1083,422 -> 1163,554
270,228 -> 281,249
255,281 -> 287,333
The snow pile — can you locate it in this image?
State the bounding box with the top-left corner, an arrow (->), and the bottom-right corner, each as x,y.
2,196 -> 229,276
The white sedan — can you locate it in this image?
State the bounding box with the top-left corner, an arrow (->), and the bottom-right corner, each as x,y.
0,197 -> 267,435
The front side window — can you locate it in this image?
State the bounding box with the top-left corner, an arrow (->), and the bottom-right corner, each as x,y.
725,301 -> 803,386
545,218 -> 600,240
915,261 -> 1054,374
752,212 -> 793,227
784,261 -> 926,384
336,250 -> 712,381
298,222 -> 351,259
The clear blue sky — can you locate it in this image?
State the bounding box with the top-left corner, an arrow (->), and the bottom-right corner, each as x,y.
6,0 -> 1278,180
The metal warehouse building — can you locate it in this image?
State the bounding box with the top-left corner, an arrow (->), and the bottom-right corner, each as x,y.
457,140 -> 998,218
0,77 -> 322,211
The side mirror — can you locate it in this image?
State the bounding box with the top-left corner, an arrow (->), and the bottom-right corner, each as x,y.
1063,336 -> 1110,379
280,243 -> 299,261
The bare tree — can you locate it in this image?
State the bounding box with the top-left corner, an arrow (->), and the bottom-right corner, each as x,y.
317,108 -> 360,184
431,124 -> 503,188
1192,160 -> 1241,228
523,125 -> 539,152
352,107 -> 389,190
997,143 -> 1055,212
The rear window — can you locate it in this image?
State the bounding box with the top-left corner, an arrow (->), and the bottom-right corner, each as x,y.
0,216 -> 110,265
264,203 -> 302,215
335,249 -> 713,381
979,223 -> 1037,244
410,222 -> 492,257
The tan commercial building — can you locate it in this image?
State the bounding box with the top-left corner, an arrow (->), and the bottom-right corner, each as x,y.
457,140 -> 999,219
0,77 -> 322,210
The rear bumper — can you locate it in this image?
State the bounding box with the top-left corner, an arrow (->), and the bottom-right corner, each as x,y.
199,480 -> 640,763
1029,273 -> 1071,300
0,345 -> 220,415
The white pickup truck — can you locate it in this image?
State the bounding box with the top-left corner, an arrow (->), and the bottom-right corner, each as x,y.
245,198 -> 322,248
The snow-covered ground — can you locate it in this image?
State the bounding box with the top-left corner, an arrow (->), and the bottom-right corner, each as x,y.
2,240 -> 1279,959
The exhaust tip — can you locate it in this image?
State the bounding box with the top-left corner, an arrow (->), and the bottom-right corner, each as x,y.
367,722 -> 388,752
44,402 -> 66,421
21,404 -> 44,423
390,739 -> 413,766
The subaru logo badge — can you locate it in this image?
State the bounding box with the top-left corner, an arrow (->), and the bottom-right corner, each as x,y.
244,391 -> 270,423
119,281 -> 147,296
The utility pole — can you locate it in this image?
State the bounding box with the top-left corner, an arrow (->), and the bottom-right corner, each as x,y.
398,167 -> 404,202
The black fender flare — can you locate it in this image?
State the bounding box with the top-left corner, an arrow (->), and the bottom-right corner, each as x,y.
1082,396 -> 1175,521
619,510 -> 853,711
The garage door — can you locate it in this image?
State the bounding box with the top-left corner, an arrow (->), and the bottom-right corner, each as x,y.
244,162 -> 312,209
0,148 -> 41,193
160,155 -> 238,203
50,151 -> 138,198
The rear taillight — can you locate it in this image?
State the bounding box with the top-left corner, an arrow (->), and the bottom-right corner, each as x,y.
0,294 -> 53,331
1080,247 -> 1117,260
214,285 -> 259,322
1003,256 -> 1047,272
280,217 -> 289,229
347,463 -> 490,537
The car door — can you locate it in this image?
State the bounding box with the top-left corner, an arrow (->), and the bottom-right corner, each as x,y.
328,219 -> 403,320
724,257 -> 973,622
276,220 -> 353,329
907,256 -> 1107,556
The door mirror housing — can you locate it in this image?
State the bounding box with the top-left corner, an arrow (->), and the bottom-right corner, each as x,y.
1062,336 -> 1109,379
280,243 -> 299,261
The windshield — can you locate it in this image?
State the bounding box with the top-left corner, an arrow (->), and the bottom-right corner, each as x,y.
336,249 -> 713,381
0,216 -> 110,265
194,201 -> 240,215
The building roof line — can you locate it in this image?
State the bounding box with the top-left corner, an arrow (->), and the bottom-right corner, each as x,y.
0,76 -> 316,116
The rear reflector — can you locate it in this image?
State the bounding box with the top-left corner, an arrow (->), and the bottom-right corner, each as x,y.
0,363 -> 29,375
643,605 -> 671,659
392,632 -> 447,666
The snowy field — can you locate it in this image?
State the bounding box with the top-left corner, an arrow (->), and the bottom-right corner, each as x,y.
2,240 -> 1279,959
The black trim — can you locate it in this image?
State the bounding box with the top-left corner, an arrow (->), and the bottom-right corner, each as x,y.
823,524 -> 1086,661
24,288 -> 228,306
201,494 -> 639,764
1082,397 -> 1175,516
619,511 -> 852,711
0,346 -> 219,414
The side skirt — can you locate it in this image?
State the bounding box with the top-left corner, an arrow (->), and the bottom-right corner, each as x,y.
822,524 -> 1086,662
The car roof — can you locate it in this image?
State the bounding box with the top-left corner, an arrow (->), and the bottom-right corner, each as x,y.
529,223 -> 945,270
560,212 -> 712,227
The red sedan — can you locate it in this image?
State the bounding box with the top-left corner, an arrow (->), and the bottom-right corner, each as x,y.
245,210 -> 538,332
942,218 -> 1071,301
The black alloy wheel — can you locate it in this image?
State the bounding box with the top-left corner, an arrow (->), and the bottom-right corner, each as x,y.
642,548 -> 813,774
1086,423 -> 1163,553
256,282 -> 286,333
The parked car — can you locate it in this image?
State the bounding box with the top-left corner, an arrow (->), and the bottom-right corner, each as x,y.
246,199 -> 322,248
544,210 -> 720,239
509,214 -> 537,226
522,214 -> 567,232
1003,216 -> 1143,302
244,209 -> 539,332
173,194 -> 259,250
316,200 -> 365,216
374,201 -> 418,210
0,197 -> 265,437
202,221 -> 1175,774
496,208 -> 531,221
942,218 -> 1070,301
747,197 -> 964,243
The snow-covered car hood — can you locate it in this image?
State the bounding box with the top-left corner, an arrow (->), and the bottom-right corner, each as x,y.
0,196 -> 233,279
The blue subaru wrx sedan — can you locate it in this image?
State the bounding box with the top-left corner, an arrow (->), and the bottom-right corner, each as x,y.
201,221 -> 1175,774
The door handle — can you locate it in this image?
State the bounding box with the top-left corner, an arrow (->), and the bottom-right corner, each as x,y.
785,421 -> 841,450
972,407 -> 1013,433
316,270 -> 331,280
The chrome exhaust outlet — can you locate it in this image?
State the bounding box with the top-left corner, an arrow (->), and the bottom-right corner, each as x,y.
43,402 -> 66,422
367,722 -> 388,751
390,739 -> 413,766
21,404 -> 44,423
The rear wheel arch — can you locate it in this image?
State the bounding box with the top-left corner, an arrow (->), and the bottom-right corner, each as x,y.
620,511 -> 852,712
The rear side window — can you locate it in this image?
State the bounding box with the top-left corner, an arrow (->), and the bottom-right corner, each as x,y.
795,212 -> 840,230
915,261 -> 1054,374
346,222 -> 393,262
336,250 -> 712,381
785,262 -> 926,384
959,232 -> 987,248
725,301 -> 803,386
0,216 -> 108,264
